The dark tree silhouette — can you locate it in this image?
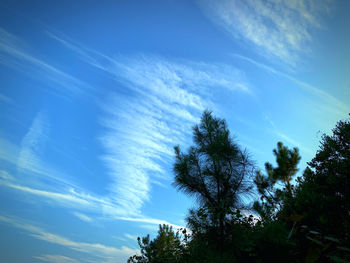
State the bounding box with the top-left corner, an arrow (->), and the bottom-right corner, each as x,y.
127,224 -> 185,263
293,117 -> 350,241
128,113 -> 350,263
253,141 -> 301,221
173,111 -> 254,248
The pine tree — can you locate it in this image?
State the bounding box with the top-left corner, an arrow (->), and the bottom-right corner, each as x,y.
173,111 -> 254,249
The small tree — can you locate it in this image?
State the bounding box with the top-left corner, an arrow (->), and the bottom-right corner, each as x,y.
128,224 -> 185,263
173,111 -> 254,248
253,141 -> 301,222
293,117 -> 350,241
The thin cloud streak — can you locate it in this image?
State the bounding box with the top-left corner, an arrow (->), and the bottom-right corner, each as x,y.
5,112 -> 79,190
17,111 -> 49,175
0,179 -> 90,206
98,54 -> 254,216
0,169 -> 186,230
1,30 -> 255,232
115,216 -> 185,231
0,27 -> 92,98
198,0 -> 332,65
47,31 -> 253,96
232,53 -> 350,117
263,114 -> 313,157
45,31 -> 255,218
0,111 -> 185,228
0,93 -> 14,105
34,254 -> 80,263
124,234 -> 139,241
73,212 -> 93,223
0,215 -> 138,262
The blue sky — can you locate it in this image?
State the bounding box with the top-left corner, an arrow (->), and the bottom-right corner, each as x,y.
0,0 -> 349,262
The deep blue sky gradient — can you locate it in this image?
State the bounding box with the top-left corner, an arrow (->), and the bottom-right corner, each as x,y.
0,1 -> 349,262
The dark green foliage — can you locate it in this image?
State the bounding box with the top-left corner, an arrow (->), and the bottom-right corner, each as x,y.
302,118 -> 350,240
253,141 -> 301,222
173,110 -> 254,246
128,113 -> 350,263
287,118 -> 350,261
127,224 -> 185,263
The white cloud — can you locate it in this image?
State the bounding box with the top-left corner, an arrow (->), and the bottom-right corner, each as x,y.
0,215 -> 138,263
115,216 -> 186,232
198,0 -> 333,65
17,111 -> 49,174
0,180 -> 90,206
0,170 -> 14,181
41,31 -> 255,218
0,169 -> 186,231
96,54 -> 255,216
0,93 -> 14,105
73,212 -> 93,223
124,234 -> 138,241
263,114 -> 313,157
0,111 -> 185,225
47,31 -> 253,96
0,137 -> 19,165
0,27 -> 91,98
1,31 -> 254,231
7,112 -> 78,189
232,53 -> 350,118
35,254 -> 80,263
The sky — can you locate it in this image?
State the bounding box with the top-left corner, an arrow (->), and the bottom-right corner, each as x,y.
0,0 -> 349,262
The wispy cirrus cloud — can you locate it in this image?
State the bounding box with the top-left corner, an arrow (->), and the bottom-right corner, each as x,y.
0,31 -> 255,233
0,179 -> 90,206
0,27 -> 92,98
0,93 -> 14,105
0,215 -> 138,263
0,170 -> 185,233
124,234 -> 138,241
46,32 -> 255,217
0,110 -> 185,228
73,212 -> 93,223
35,254 -> 80,263
0,112 -> 185,228
263,114 -> 313,157
232,53 -> 350,118
99,55 -> 254,216
46,31 -> 253,97
115,216 -> 185,231
17,111 -> 49,175
198,0 -> 333,65
8,111 -> 78,189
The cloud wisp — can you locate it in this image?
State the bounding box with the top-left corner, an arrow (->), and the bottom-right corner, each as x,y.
231,53 -> 350,118
0,169 -> 186,233
7,111 -> 80,190
0,113 -> 186,229
17,111 -> 49,176
46,31 -> 255,217
198,0 -> 332,65
0,30 -> 256,234
0,215 -> 138,263
99,54 -> 256,216
0,92 -> 14,105
0,27 -> 92,98
34,254 -> 80,263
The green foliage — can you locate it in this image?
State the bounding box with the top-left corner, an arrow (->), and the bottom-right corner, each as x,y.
128,113 -> 350,263
127,224 -> 185,263
253,141 -> 301,222
286,118 -> 350,262
302,118 -> 350,240
173,111 -> 254,246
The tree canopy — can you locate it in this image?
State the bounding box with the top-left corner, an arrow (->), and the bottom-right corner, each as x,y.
173,111 -> 254,243
128,113 -> 350,263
